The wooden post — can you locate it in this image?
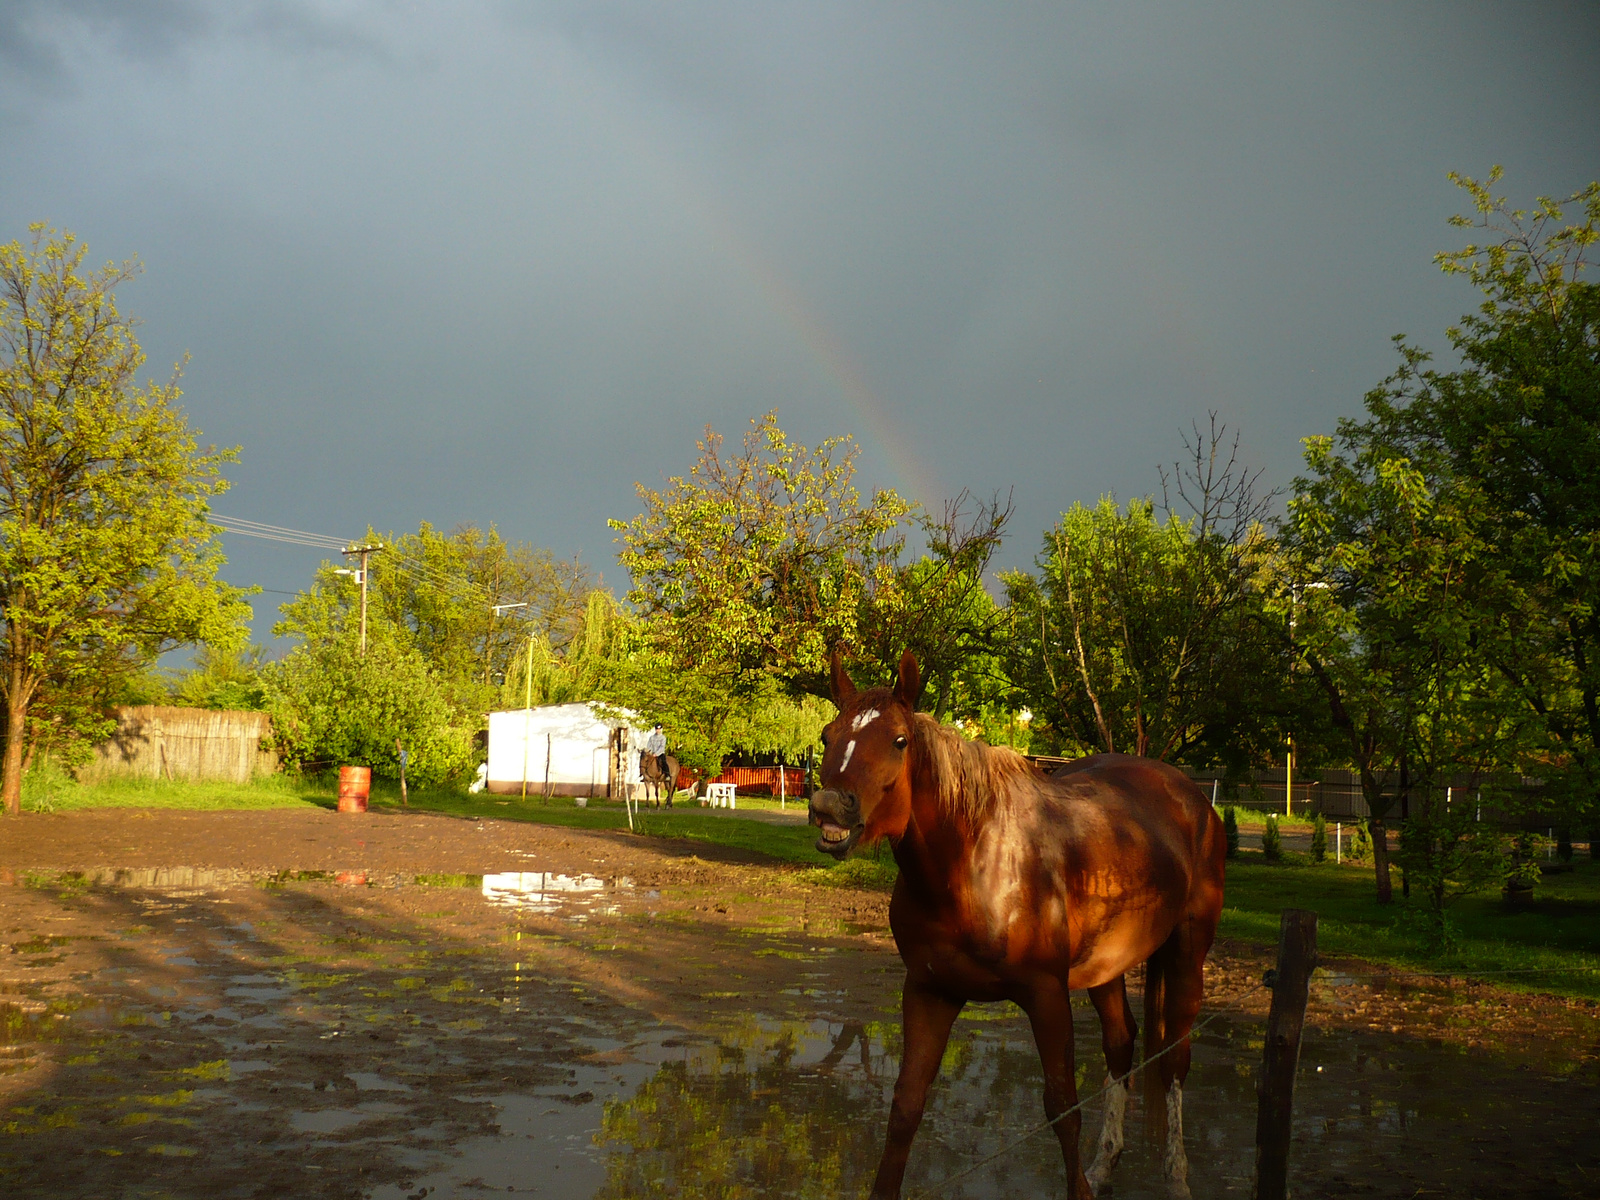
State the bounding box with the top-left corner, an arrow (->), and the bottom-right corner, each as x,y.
1254,908 -> 1318,1200
542,733 -> 552,802
394,739 -> 408,808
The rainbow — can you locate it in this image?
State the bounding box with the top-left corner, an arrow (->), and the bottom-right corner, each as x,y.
569,60 -> 943,506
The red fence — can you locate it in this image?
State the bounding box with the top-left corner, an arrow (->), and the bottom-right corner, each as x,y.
706,765 -> 809,797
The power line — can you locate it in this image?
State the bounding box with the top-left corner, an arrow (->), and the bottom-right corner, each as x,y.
212,513 -> 512,608
209,514 -> 354,551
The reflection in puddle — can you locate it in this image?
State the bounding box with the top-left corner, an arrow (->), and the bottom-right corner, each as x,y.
482,872 -> 632,919
363,1005 -> 1599,1200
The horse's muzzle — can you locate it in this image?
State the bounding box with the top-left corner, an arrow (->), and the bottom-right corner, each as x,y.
809,788 -> 863,859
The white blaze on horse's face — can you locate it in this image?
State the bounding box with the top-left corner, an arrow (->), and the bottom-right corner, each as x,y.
850,708 -> 881,732
839,740 -> 855,772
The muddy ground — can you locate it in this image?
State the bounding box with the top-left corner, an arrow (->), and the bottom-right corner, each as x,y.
1,808 -> 1596,1199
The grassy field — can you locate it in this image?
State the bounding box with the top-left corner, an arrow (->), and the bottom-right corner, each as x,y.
23,772 -> 1600,999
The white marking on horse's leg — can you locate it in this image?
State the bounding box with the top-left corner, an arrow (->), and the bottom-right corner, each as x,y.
1163,1079 -> 1192,1200
1084,1074 -> 1127,1195
840,740 -> 855,772
850,707 -> 881,732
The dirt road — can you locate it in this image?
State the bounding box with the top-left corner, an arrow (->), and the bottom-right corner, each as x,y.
1,809 -> 1595,1199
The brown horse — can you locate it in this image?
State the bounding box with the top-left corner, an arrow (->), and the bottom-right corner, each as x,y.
809,650 -> 1225,1200
638,751 -> 682,808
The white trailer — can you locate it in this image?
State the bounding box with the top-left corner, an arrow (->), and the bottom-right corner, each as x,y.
485,703 -> 648,798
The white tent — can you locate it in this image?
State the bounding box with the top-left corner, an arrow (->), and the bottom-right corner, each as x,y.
485,703 -> 648,798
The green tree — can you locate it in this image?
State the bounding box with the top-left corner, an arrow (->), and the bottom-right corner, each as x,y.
1003,422 -> 1283,762
855,491 -> 1015,721
610,412 -> 913,698
264,620 -> 474,783
0,226 -> 249,813
171,643 -> 269,710
497,591 -> 831,779
275,521 -> 592,716
1261,814 -> 1283,862
1223,806 -> 1240,858
1386,169 -> 1600,822
368,521 -> 592,704
1279,373 -> 1528,903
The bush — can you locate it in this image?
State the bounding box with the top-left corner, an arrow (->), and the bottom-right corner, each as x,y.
1349,820 -> 1371,862
1261,814 -> 1283,862
1222,806 -> 1240,858
1397,801 -> 1507,950
1310,813 -> 1327,863
264,626 -> 475,784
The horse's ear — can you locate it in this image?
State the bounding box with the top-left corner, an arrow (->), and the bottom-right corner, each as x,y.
830,648 -> 857,706
893,649 -> 924,710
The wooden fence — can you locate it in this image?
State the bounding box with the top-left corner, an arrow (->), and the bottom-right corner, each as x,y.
80,706 -> 278,784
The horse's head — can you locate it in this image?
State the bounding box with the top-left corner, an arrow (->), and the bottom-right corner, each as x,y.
809,648 -> 923,859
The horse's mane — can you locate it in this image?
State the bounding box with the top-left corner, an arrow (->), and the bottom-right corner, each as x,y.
912,713 -> 1039,822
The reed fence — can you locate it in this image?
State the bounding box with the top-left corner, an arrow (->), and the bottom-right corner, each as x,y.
80,706 -> 278,784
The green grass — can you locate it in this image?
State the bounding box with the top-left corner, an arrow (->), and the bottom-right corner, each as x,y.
24,770 -> 1600,999
1218,849 -> 1600,1000
29,772 -> 329,811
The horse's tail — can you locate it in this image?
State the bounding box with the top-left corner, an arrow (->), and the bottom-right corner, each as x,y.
1143,937 -> 1172,1069
1141,931 -> 1180,1120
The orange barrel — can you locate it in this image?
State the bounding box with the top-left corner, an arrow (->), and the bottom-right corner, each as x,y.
337,766 -> 371,813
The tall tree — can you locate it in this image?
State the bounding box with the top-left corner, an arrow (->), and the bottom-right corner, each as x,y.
1279,372 -> 1528,904
610,412 -> 913,697
1003,419 -> 1282,763
1387,169 -> 1600,820
0,226 -> 248,813
276,521 -> 592,713
854,490 -> 1014,720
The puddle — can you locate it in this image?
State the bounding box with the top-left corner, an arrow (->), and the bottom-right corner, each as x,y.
7,854 -> 1595,1198
290,1102 -> 406,1134
481,872 -> 634,919
346,1001 -> 1600,1200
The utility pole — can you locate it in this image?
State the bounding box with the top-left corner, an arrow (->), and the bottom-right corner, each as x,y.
492,602 -> 532,801
340,543 -> 384,656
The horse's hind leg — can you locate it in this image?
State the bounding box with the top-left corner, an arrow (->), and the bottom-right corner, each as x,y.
870,982 -> 963,1200
1085,976 -> 1137,1195
1148,916 -> 1216,1200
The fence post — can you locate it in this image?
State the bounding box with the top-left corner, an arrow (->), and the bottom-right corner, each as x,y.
1253,908 -> 1318,1200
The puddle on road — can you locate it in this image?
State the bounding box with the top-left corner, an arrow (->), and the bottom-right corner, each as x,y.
482,872 -> 634,919
6,867 -> 1597,1198
357,1004 -> 1599,1200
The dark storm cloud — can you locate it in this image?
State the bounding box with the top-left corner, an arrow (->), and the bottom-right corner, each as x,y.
0,0 -> 379,90
0,2 -> 1596,645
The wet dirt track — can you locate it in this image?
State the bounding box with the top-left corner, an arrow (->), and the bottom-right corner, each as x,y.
1,808 -> 1597,1199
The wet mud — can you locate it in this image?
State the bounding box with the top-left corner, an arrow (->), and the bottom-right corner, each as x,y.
1,809 -> 1597,1198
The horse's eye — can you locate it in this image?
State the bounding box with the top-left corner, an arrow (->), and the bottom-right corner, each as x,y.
894,735 -> 908,750
820,730 -> 830,748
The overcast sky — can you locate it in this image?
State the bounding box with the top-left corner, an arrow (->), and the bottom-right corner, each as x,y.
2,1 -> 1597,646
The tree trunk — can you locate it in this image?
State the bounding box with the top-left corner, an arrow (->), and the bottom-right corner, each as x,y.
2,689 -> 27,817
1369,814 -> 1392,904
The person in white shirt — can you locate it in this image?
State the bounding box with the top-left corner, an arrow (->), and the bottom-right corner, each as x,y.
644,723 -> 669,787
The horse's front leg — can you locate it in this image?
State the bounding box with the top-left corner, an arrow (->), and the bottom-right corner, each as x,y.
870,981 -> 963,1200
1023,977 -> 1094,1200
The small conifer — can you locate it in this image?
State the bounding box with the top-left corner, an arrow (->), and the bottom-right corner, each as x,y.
1262,814 -> 1283,862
